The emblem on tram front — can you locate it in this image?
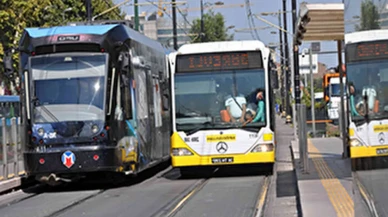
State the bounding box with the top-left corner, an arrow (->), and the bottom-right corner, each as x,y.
61,151 -> 76,168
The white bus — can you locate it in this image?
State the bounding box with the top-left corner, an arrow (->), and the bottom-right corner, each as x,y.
345,30 -> 388,170
169,40 -> 277,175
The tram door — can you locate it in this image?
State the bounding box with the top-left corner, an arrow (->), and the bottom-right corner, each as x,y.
152,75 -> 163,159
135,69 -> 151,163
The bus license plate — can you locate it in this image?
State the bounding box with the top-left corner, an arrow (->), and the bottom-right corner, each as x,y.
376,148 -> 388,155
211,157 -> 233,164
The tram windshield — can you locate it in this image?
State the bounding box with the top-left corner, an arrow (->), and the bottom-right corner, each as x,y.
174,69 -> 267,133
347,59 -> 388,121
30,53 -> 108,123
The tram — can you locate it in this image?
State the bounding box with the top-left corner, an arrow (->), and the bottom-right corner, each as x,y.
4,22 -> 173,184
169,41 -> 277,175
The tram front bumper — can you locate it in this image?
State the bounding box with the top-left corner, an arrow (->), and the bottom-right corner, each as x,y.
24,146 -> 121,176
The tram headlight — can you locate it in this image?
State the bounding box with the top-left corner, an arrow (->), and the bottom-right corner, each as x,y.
251,144 -> 274,152
127,136 -> 136,153
172,148 -> 193,156
349,139 -> 362,147
37,128 -> 45,137
91,125 -> 99,134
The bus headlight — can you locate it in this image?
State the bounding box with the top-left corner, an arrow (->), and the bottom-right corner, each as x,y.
38,128 -> 45,137
349,139 -> 362,147
251,144 -> 274,152
172,148 -> 193,156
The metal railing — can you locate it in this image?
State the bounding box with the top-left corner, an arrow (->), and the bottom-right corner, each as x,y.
0,117 -> 24,181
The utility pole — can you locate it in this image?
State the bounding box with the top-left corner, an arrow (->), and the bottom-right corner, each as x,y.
278,10 -> 285,109
200,0 -> 204,42
134,0 -> 139,31
292,0 -> 300,105
86,0 -> 92,22
282,0 -> 290,115
172,0 -> 178,49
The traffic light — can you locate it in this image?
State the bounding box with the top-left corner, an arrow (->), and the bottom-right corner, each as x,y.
294,15 -> 310,46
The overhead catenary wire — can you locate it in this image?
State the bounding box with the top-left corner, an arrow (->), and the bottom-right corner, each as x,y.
244,0 -> 260,40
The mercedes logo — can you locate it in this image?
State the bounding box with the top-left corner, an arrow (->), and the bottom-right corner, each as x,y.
216,142 -> 228,153
379,133 -> 385,145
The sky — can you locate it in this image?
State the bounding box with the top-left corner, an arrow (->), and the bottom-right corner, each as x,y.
114,0 -> 348,68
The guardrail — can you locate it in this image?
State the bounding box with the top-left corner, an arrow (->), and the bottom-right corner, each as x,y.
0,117 -> 24,182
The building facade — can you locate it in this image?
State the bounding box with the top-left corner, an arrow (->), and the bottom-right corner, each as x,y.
125,13 -> 192,48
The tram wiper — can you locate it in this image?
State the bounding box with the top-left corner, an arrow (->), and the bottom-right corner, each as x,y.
32,97 -> 59,122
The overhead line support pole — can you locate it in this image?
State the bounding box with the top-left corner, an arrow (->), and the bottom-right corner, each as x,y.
278,10 -> 285,109
134,0 -> 139,31
282,0 -> 291,117
172,0 -> 178,49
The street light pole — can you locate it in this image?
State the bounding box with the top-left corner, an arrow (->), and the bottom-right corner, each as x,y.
200,0 -> 204,42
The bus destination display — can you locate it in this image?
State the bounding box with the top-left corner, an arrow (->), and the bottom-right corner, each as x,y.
347,40 -> 388,62
176,51 -> 263,72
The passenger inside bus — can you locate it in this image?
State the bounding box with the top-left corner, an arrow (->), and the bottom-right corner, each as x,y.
224,79 -> 247,123
348,83 -> 360,116
244,89 -> 265,125
361,73 -> 379,113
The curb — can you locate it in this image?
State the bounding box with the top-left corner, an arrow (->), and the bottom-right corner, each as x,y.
0,177 -> 22,194
0,175 -> 36,195
289,141 -> 304,217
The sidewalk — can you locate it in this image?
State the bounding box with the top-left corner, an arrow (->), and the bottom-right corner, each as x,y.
290,136 -> 354,216
263,116 -> 300,217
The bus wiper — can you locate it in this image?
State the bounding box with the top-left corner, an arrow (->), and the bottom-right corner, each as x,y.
186,121 -> 215,136
32,97 -> 59,122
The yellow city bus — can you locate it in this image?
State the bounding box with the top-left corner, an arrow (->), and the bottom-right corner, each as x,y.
169,41 -> 277,175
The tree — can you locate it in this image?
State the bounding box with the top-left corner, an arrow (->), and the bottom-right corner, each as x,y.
355,0 -> 380,31
0,0 -> 124,89
190,10 -> 233,43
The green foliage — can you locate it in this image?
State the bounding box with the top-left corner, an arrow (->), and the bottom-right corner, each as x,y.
190,10 -> 233,43
0,0 -> 124,84
355,0 -> 380,31
326,123 -> 340,137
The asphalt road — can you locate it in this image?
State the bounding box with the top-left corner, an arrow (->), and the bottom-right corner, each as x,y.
356,168 -> 388,217
0,165 -> 268,217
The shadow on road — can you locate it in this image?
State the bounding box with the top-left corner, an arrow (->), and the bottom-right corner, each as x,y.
22,160 -> 172,194
163,163 -> 273,180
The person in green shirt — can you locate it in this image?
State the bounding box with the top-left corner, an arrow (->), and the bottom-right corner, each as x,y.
243,89 -> 265,125
252,89 -> 265,123
349,83 -> 360,116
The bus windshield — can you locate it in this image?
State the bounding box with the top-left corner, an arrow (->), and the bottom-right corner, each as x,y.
347,59 -> 388,121
30,53 -> 108,123
330,83 -> 346,97
174,69 -> 266,132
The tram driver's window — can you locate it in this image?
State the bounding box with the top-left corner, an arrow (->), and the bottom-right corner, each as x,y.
122,74 -> 133,120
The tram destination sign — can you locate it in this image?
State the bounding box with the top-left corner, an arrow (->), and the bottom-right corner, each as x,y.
347,40 -> 388,62
176,51 -> 263,72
